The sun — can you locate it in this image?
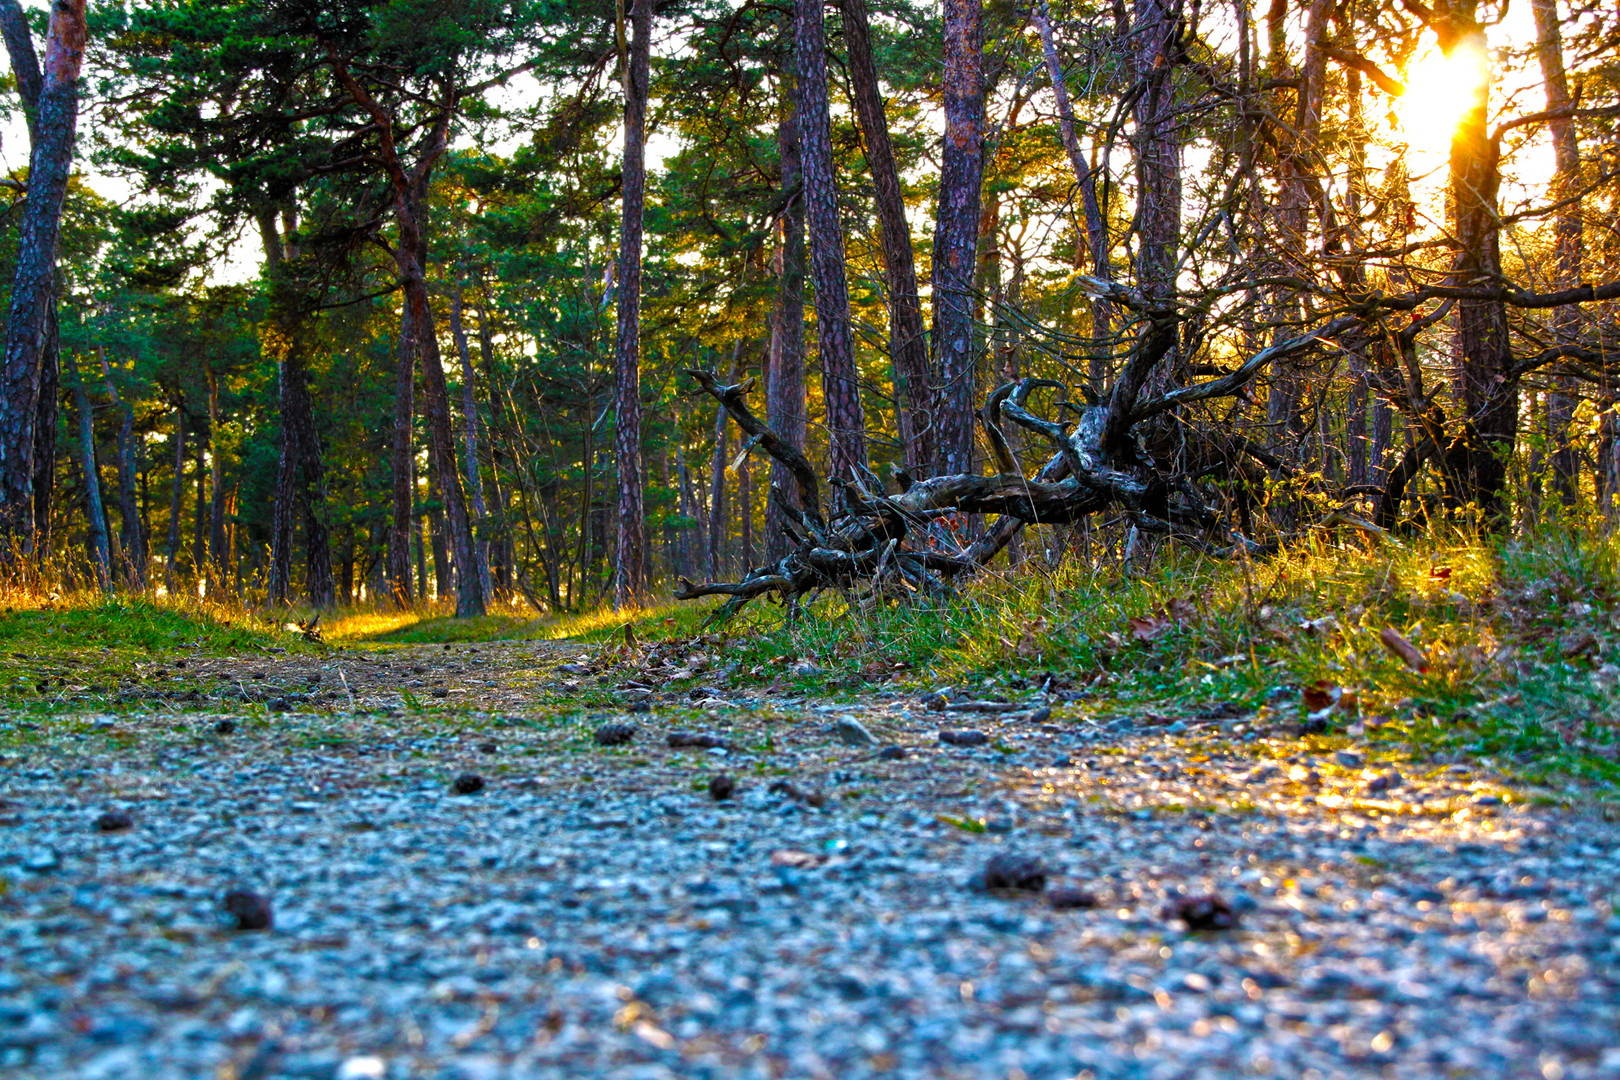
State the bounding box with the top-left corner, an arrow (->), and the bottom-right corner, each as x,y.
1395,38 -> 1488,153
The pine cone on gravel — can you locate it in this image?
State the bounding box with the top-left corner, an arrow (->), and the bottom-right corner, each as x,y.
708,774 -> 736,801
94,810 -> 134,833
593,723 -> 637,747
982,852 -> 1047,892
222,890 -> 273,931
451,773 -> 486,796
1169,893 -> 1238,931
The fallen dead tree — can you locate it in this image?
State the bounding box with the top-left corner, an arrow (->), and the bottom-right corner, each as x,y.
674,254 -> 1620,622
675,312 -> 1360,621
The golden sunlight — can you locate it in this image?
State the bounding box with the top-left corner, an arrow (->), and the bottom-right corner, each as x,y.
1396,39 -> 1488,153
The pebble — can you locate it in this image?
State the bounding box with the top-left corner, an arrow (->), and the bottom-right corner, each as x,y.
939,729 -> 989,747
1366,768 -> 1402,793
833,716 -> 878,747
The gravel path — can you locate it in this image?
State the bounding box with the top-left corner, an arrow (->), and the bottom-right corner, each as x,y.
3,647 -> 1618,1080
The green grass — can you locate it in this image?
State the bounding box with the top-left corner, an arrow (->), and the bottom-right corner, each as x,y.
3,523 -> 1616,791
0,595 -> 282,654
593,522 -> 1620,789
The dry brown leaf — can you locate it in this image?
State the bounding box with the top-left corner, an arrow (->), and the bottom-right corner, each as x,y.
1128,615 -> 1171,644
1302,680 -> 1340,713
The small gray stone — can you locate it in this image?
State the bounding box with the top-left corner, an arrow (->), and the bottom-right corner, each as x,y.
1334,750 -> 1365,769
1366,768 -> 1402,793
833,716 -> 878,747
21,847 -> 59,873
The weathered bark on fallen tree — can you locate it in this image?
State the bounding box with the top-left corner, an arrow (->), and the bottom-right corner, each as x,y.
676,365 -> 1289,621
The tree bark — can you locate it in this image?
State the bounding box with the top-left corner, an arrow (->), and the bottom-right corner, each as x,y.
842,0 -> 931,472
1531,0 -> 1582,503
707,341 -> 742,578
0,5 -> 55,549
796,0 -> 868,482
388,321 -> 415,607
931,0 -> 986,478
0,0 -> 86,553
1442,4 -> 1513,522
766,83 -> 808,561
96,344 -> 144,587
205,364 -> 228,593
66,352 -> 108,589
165,405 -> 185,593
261,211 -> 333,607
474,295 -> 513,595
449,287 -> 494,603
612,0 -> 652,607
32,309 -> 56,548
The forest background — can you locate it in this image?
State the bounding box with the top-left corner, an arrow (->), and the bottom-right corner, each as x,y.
0,0 -> 1617,744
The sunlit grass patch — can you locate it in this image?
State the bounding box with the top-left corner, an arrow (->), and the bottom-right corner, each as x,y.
327,604 -> 548,644
0,593 -> 282,654
636,523 -> 1619,787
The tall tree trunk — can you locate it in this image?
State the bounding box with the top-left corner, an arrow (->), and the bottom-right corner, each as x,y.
613,0 -> 652,607
66,352 -> 108,589
1132,0 -> 1181,302
32,313 -> 56,549
191,442 -> 206,588
1097,0 -> 1183,452
1267,0 -> 1332,458
1033,0 -> 1112,393
739,456 -> 753,567
329,65 -> 483,616
260,211 -> 333,608
3,4 -> 61,553
97,345 -> 144,587
474,296 -> 514,595
796,0 -> 868,482
206,365 -> 228,593
842,0 -> 931,472
1532,0 -> 1582,504
449,287 -> 494,603
387,323 -> 415,607
765,83 -> 808,561
165,405 -> 185,593
0,0 -> 85,552
1443,4 -> 1513,522
400,195 -> 483,616
931,0 -> 985,477
428,469 -> 452,601
707,341 -> 742,579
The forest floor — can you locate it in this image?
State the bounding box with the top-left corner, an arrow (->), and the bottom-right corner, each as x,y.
3,534 -> 1620,1079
